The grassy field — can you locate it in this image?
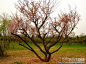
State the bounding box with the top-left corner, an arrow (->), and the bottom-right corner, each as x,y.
0,42 -> 86,64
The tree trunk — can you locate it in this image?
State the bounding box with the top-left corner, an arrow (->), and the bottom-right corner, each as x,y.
33,51 -> 51,62
40,53 -> 51,62
47,54 -> 51,62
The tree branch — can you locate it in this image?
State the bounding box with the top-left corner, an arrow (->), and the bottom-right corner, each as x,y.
11,33 -> 33,50
46,35 -> 55,45
48,35 -> 62,50
38,15 -> 48,30
19,29 -> 46,54
19,43 -> 31,51
53,26 -> 60,34
50,43 -> 63,54
11,32 -> 45,61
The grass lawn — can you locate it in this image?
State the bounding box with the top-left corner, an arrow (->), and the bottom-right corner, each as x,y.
0,42 -> 86,64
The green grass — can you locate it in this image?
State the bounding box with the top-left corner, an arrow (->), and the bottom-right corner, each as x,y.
7,41 -> 86,54
5,41 -> 86,58
6,41 -> 26,50
55,43 -> 86,47
6,42 -> 86,59
1,41 -> 86,64
14,61 -> 22,64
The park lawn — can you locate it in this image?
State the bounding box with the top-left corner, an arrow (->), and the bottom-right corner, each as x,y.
0,42 -> 86,64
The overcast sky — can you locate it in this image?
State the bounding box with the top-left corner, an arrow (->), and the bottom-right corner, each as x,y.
0,0 -> 86,36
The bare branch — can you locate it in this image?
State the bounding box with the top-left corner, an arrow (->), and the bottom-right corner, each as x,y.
50,43 -> 63,54
19,43 -> 31,51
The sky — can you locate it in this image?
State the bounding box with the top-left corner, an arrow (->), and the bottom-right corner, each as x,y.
0,0 -> 86,36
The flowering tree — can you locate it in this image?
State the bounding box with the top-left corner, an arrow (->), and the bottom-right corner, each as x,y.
5,0 -> 80,62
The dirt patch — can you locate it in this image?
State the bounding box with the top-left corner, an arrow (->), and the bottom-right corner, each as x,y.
0,50 -> 86,64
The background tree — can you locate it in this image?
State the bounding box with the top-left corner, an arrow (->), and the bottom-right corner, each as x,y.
5,0 -> 80,62
0,13 -> 12,49
0,13 -> 10,36
0,13 -> 10,57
